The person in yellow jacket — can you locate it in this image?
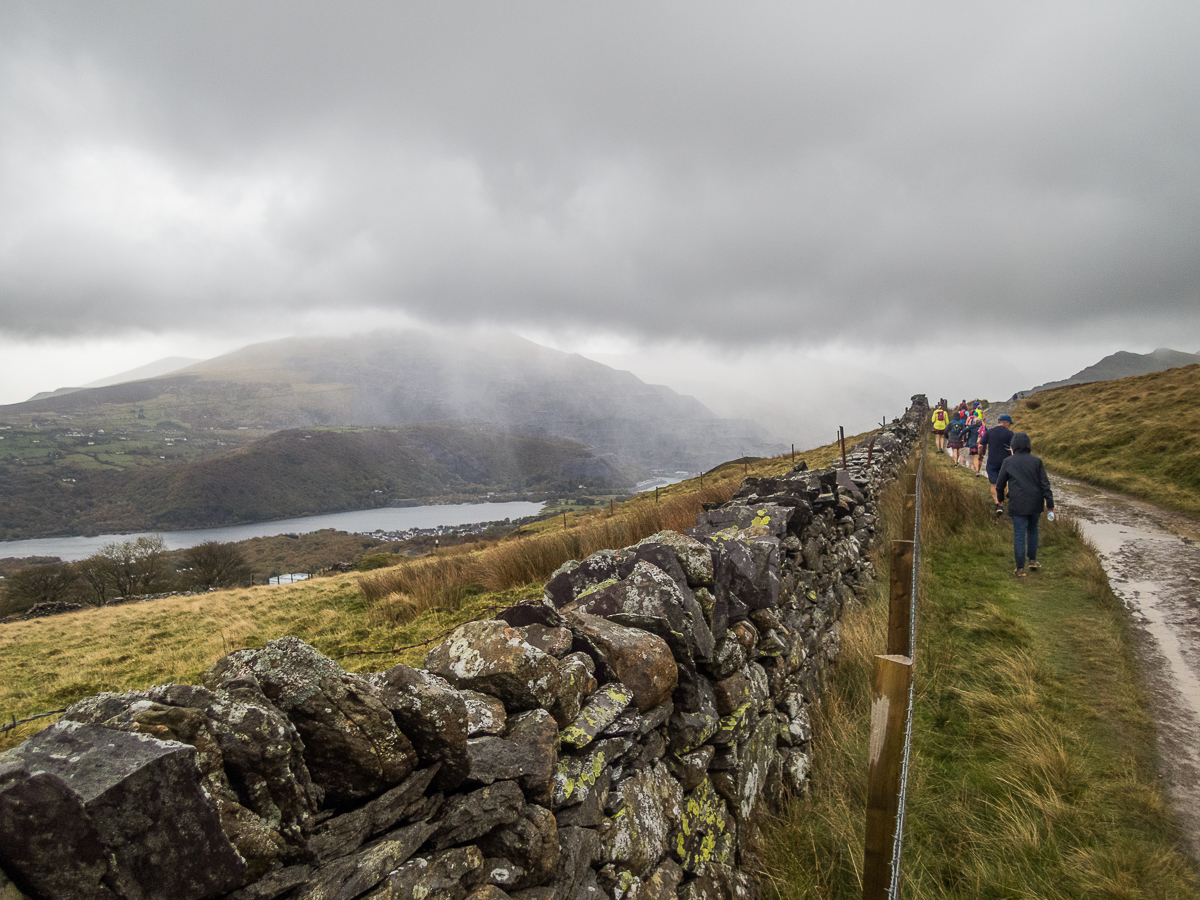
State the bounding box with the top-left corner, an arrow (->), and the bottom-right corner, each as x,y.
931,404 -> 950,451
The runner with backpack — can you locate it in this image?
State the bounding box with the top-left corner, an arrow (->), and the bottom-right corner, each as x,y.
931,404 -> 950,451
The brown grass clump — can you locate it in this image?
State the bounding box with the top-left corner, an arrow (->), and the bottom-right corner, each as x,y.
355,481 -> 739,623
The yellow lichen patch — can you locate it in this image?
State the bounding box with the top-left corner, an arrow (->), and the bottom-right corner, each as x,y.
674,777 -> 731,874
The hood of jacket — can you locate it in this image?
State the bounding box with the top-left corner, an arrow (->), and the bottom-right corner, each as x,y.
1012,432 -> 1032,453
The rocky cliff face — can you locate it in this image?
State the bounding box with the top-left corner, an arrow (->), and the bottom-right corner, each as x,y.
0,398 -> 928,900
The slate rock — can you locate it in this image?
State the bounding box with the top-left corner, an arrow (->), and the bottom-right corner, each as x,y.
543,550 -> 636,610
553,738 -> 633,809
600,762 -> 683,877
625,545 -> 716,658
465,709 -> 557,806
783,750 -> 811,796
426,620 -> 563,712
733,714 -> 777,823
225,864 -> 313,900
371,664 -> 469,790
635,531 -> 714,587
464,690 -> 508,737
498,600 -> 564,629
701,631 -> 746,681
206,637 -> 415,806
625,858 -> 682,900
308,765 -> 440,863
292,821 -> 436,900
519,624 -> 574,657
0,721 -> 246,900
667,676 -> 719,754
430,780 -> 526,850
667,745 -> 714,793
673,777 -> 733,876
563,612 -> 677,713
551,826 -> 602,900
569,560 -> 713,662
560,684 -> 634,750
66,680 -> 320,862
689,503 -> 793,540
550,652 -> 598,729
467,887 -> 514,900
711,673 -> 750,717
553,767 -> 610,827
363,846 -> 484,900
477,803 -> 560,890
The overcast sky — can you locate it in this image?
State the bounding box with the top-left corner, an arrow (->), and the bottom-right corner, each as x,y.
2,2 -> 1198,442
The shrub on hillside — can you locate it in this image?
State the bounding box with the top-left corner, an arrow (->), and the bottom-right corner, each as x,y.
182,541 -> 253,589
0,562 -> 82,616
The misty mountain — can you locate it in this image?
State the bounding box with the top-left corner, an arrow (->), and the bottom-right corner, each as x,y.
4,330 -> 781,471
1029,348 -> 1200,394
25,356 -> 202,402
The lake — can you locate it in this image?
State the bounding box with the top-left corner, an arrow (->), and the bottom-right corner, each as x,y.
0,501 -> 545,563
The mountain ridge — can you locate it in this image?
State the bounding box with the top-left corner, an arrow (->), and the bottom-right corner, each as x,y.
3,330 -> 781,471
1028,347 -> 1200,394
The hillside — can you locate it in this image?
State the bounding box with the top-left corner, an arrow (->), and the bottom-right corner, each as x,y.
0,330 -> 780,472
0,425 -> 634,540
1013,363 -> 1200,519
1029,347 -> 1200,394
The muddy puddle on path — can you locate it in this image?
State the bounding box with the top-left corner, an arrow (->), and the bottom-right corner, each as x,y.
1053,476 -> 1200,862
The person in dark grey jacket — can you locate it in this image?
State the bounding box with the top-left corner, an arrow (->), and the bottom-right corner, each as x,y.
995,432 -> 1055,576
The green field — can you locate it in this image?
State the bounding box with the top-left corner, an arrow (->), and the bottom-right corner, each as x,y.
760,450 -> 1198,898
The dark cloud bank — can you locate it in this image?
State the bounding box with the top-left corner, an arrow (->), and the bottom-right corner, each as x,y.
1,1 -> 1198,438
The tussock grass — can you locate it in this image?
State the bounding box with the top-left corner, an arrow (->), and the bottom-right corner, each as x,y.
759,449 -> 1200,899
1014,363 -> 1200,520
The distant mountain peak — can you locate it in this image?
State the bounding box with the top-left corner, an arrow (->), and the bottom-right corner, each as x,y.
1029,347 -> 1200,394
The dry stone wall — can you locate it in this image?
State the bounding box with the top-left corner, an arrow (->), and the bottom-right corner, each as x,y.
0,398 -> 928,900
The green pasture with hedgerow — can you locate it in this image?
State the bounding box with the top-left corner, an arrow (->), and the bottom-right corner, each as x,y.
1011,363 -> 1200,520
760,448 -> 1198,898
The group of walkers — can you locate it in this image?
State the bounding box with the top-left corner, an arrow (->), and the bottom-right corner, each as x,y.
930,399 -> 1055,578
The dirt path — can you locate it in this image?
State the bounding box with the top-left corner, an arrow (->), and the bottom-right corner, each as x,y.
1049,477 -> 1200,863
970,398 -> 1200,860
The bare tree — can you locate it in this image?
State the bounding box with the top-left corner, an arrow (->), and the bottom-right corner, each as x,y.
96,536 -> 172,597
183,541 -> 252,589
2,563 -> 80,613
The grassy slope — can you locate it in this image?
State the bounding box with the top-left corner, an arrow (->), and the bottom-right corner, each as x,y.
760,451 -> 1199,898
0,435 -> 861,752
1013,363 -> 1200,520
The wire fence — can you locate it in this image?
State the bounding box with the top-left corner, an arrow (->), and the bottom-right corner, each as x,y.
864,423 -> 928,900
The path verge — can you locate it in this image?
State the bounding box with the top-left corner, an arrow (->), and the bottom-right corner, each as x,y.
759,449 -> 1199,898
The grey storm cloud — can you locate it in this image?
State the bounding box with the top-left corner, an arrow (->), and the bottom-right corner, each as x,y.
1,1 -> 1199,347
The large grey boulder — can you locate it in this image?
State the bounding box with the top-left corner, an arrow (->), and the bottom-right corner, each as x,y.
0,721 -> 246,900
370,665 -> 469,791
565,559 -> 714,662
425,621 -> 563,713
206,638 -> 416,806
65,680 -> 320,869
599,762 -> 682,878
563,612 -> 677,713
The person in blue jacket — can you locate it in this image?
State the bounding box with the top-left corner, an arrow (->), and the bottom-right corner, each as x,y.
995,432 -> 1055,577
984,413 -> 1016,512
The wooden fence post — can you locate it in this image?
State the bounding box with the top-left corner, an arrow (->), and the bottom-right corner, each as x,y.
887,540 -> 915,657
862,654 -> 914,900
902,474 -> 918,540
